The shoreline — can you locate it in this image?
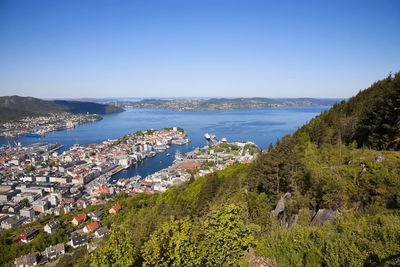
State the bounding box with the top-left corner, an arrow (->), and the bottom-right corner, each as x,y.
0,113 -> 103,139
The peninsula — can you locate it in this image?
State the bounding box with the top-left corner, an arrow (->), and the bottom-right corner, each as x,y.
0,96 -> 124,138
118,97 -> 340,111
0,95 -> 123,123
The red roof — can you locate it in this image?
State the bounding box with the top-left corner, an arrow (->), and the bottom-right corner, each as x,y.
112,203 -> 121,212
85,221 -> 99,232
73,213 -> 87,223
172,161 -> 201,171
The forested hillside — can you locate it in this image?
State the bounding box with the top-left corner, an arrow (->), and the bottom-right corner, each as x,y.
299,72 -> 400,150
0,95 -> 123,122
2,73 -> 399,266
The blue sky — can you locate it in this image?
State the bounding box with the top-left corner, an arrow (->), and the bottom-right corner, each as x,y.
0,0 -> 399,98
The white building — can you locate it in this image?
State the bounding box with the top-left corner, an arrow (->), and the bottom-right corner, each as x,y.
20,207 -> 35,220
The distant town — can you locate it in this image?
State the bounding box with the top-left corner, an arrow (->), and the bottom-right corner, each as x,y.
116,97 -> 340,111
0,126 -> 259,265
0,112 -> 102,138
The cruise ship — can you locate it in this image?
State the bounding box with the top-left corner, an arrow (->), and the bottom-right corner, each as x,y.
204,133 -> 211,140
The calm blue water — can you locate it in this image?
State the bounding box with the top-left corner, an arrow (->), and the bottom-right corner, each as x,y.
0,107 -> 328,181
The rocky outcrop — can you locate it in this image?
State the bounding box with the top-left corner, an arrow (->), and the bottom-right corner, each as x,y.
244,248 -> 277,267
287,214 -> 299,231
310,209 -> 336,226
270,192 -> 291,218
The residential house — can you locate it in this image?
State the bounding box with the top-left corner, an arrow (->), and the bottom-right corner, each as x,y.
45,243 -> 65,259
14,253 -> 37,267
87,210 -> 104,221
71,235 -> 88,248
53,207 -> 63,216
94,226 -> 109,238
44,220 -> 60,234
19,227 -> 38,243
7,203 -> 22,214
1,215 -> 25,229
109,203 -> 121,214
83,221 -> 99,233
72,213 -> 87,226
87,239 -> 101,253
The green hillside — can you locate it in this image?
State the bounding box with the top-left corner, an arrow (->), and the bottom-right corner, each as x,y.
298,72 -> 400,150
0,95 -> 124,122
0,107 -> 33,123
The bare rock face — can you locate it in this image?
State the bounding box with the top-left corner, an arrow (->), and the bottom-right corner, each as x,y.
287,214 -> 299,231
244,248 -> 277,267
270,192 -> 291,218
310,209 -> 336,226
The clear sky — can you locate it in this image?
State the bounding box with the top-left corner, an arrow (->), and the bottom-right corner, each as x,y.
0,0 -> 399,98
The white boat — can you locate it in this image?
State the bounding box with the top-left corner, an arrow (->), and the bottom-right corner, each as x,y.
204,133 -> 211,140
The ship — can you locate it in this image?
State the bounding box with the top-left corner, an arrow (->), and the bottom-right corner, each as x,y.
204,133 -> 211,140
26,133 -> 44,138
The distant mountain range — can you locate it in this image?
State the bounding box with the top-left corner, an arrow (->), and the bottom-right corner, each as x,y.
117,97 -> 342,111
0,95 -> 341,123
0,95 -> 124,123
